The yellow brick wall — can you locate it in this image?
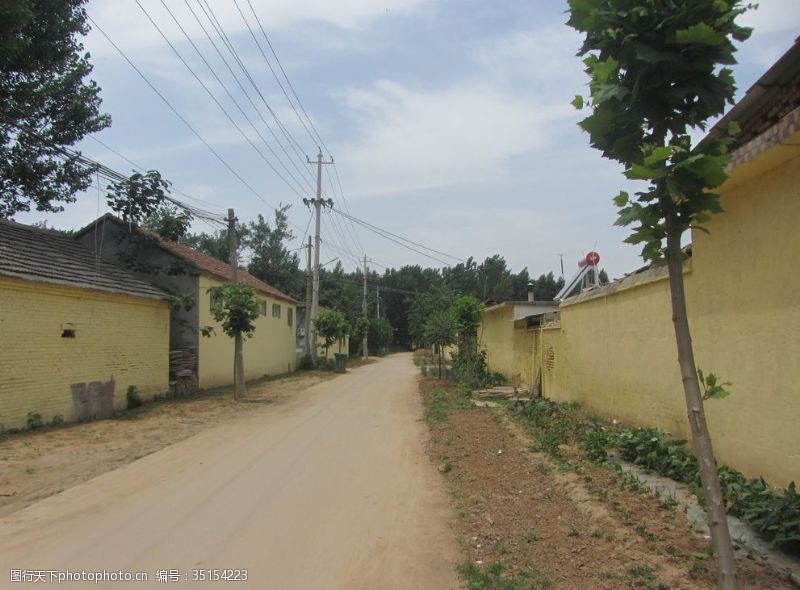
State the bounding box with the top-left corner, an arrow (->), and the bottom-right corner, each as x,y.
536,149 -> 800,487
197,276 -> 298,389
479,307 -> 537,388
0,276 -> 169,430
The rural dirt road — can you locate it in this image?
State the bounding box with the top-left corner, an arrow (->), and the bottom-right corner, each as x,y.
0,354 -> 460,589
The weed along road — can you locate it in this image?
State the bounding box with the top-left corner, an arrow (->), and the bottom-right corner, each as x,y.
0,354 -> 460,589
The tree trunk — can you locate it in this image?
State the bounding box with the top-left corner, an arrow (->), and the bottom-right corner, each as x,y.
665,222 -> 738,590
438,346 -> 442,380
234,334 -> 245,401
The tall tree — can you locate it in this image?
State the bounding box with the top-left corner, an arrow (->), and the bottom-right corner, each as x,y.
246,204 -> 303,298
568,1 -> 751,586
142,202 -> 192,241
0,0 -> 110,217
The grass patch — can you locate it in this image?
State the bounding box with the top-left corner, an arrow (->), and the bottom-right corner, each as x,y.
458,561 -> 551,590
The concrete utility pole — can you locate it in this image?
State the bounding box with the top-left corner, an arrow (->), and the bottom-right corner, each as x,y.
303,149 -> 334,367
228,208 -> 245,401
304,235 -> 312,359
362,254 -> 368,359
376,285 -> 380,319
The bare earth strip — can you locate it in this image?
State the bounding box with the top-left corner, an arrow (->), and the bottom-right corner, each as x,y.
0,354 -> 461,590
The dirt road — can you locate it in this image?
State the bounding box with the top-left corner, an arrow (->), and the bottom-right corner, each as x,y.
0,354 -> 460,589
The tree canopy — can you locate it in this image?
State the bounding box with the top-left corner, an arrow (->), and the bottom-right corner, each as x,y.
0,0 -> 110,217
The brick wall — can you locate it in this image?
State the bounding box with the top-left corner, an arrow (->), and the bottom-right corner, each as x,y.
0,276 -> 169,430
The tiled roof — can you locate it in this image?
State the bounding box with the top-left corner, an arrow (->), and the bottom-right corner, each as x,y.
153,235 -> 298,304
0,219 -> 167,300
75,214 -> 298,304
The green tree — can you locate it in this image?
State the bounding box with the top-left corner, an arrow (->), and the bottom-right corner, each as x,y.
0,0 -> 111,217
313,308 -> 350,360
407,284 -> 455,347
209,283 -> 258,400
246,204 -> 303,299
369,317 -> 393,355
142,203 -> 192,241
568,1 -> 751,586
351,317 -> 370,357
423,310 -> 457,379
182,224 -> 248,263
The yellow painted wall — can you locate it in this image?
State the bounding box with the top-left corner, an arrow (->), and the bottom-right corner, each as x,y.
479,307 -> 536,388
0,276 -> 169,429
197,276 -> 297,388
536,151 -> 800,486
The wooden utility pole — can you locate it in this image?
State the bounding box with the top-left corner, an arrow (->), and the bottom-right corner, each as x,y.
228,208 -> 245,401
362,254 -> 368,358
304,235 -> 312,359
304,149 -> 334,367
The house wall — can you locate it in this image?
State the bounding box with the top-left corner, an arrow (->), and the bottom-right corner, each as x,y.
0,276 -> 169,430
533,151 -> 800,487
317,334 -> 350,360
197,276 -> 297,388
479,307 -> 538,388
76,222 -> 199,350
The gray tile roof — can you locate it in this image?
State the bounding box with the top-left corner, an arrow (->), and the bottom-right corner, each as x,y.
0,219 -> 167,300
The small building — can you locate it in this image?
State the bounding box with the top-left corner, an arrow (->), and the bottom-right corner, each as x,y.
0,219 -> 170,430
478,301 -> 558,389
76,215 -> 299,390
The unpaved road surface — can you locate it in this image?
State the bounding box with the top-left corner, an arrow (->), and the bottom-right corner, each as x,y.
0,354 -> 460,589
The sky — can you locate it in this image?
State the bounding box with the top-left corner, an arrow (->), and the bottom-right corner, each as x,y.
17,0 -> 800,280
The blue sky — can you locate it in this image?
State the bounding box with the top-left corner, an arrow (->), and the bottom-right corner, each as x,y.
18,0 -> 800,279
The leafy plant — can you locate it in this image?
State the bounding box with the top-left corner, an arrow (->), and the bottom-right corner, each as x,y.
126,385 -> 143,409
26,412 -> 43,430
424,310 -> 457,379
209,283 -> 259,399
313,308 -> 350,359
567,1 -> 754,585
209,284 -> 259,339
697,369 -> 732,401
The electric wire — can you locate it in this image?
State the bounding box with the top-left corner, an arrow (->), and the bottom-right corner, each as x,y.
181,0 -> 314,191
330,207 -> 461,266
87,16 -> 280,214
197,0 -> 310,165
134,0 -> 306,199
159,0 -> 314,196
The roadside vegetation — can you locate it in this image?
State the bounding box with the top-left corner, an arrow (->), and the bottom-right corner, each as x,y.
419,374 -> 796,589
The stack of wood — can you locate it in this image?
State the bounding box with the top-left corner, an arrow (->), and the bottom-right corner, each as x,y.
169,348 -> 197,378
169,348 -> 198,395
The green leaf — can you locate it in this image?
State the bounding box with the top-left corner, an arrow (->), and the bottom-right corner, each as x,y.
612,191 -> 629,207
571,95 -> 584,110
644,146 -> 675,167
626,163 -> 666,180
675,22 -> 726,46
727,121 -> 741,136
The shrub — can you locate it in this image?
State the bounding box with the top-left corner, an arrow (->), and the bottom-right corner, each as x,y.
26,412 -> 43,430
126,385 -> 143,409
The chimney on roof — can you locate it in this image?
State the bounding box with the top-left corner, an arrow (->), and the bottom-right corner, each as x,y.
527,281 -> 535,302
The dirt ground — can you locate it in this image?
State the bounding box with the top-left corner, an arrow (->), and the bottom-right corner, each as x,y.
421,379 -> 795,590
0,369 -> 338,517
0,354 -> 459,590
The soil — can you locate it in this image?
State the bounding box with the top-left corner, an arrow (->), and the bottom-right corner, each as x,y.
421,378 -> 795,590
0,369 -> 339,517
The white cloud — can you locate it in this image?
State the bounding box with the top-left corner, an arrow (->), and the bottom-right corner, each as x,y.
336,80 -> 573,198
87,0 -> 433,59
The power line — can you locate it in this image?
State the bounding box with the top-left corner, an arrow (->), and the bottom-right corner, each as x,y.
87,16 -> 279,213
160,0 -> 313,196
135,0 -> 306,199
330,207 -> 462,266
197,0 -> 310,164
181,0 -> 314,191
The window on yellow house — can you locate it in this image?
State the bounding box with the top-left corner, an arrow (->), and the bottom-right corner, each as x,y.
272,303 -> 281,318
258,301 -> 267,316
288,307 -> 293,327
